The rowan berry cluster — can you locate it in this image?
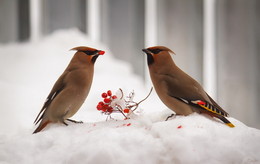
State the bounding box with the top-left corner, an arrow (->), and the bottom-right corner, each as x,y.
96,88 -> 153,120
96,90 -> 119,113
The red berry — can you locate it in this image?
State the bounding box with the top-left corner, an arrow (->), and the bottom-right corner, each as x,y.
102,105 -> 109,111
98,51 -> 105,55
96,105 -> 102,110
98,101 -> 104,106
112,95 -> 117,99
107,107 -> 113,113
107,90 -> 112,96
102,105 -> 109,112
104,98 -> 111,103
102,93 -> 107,98
123,109 -> 130,113
177,125 -> 182,129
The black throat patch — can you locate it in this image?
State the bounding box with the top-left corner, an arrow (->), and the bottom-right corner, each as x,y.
91,55 -> 99,64
147,54 -> 154,65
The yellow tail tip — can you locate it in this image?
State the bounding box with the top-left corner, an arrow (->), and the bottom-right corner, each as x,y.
226,123 -> 235,128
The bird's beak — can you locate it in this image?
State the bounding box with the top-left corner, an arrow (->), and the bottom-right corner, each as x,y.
142,48 -> 152,55
98,50 -> 105,55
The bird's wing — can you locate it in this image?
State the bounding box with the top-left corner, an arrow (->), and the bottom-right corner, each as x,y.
164,72 -> 207,101
173,97 -> 234,127
34,72 -> 67,124
174,97 -> 228,117
164,72 -> 229,116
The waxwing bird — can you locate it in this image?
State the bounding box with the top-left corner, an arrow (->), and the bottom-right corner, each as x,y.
33,46 -> 105,133
142,46 -> 234,127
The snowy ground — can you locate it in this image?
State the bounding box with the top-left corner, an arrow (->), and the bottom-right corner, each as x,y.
0,29 -> 260,164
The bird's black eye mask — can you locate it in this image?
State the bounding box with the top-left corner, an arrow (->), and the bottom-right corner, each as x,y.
149,48 -> 162,54
82,50 -> 99,56
80,50 -> 105,63
81,50 -> 105,56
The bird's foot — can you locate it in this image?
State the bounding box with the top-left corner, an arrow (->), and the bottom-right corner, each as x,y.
63,121 -> 68,126
165,113 -> 176,121
66,119 -> 83,124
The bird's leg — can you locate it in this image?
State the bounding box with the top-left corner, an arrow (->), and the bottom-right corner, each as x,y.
63,121 -> 68,126
66,119 -> 83,124
165,113 -> 176,121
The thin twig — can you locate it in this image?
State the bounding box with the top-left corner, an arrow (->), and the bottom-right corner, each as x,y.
128,102 -> 138,112
131,87 -> 153,112
119,88 -> 124,99
116,104 -> 128,119
137,87 -> 153,105
118,109 -> 128,119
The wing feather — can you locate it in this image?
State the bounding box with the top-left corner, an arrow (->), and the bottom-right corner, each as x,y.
164,70 -> 229,116
206,93 -> 229,116
34,73 -> 67,124
164,72 -> 207,101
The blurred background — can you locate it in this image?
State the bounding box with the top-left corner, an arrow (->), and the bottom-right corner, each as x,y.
0,0 -> 259,129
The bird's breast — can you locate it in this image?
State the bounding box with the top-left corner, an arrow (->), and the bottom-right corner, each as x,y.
149,72 -> 194,115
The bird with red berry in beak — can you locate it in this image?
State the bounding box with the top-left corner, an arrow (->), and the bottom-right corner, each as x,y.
33,46 -> 105,133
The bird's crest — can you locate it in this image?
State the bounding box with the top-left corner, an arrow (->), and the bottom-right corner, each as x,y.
148,46 -> 176,55
70,46 -> 105,56
70,46 -> 97,52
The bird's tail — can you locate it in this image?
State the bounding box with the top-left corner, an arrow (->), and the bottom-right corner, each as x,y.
215,115 -> 235,128
33,120 -> 51,134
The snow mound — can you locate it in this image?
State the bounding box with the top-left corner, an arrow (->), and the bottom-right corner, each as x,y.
0,113 -> 260,164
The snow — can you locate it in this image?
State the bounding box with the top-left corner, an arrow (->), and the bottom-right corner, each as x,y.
0,29 -> 260,164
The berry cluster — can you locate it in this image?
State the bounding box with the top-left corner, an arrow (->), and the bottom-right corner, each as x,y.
96,90 -> 118,113
96,88 -> 153,120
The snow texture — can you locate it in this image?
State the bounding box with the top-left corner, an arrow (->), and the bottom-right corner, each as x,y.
0,29 -> 260,164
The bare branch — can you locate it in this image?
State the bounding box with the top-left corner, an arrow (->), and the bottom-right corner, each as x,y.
137,87 -> 153,105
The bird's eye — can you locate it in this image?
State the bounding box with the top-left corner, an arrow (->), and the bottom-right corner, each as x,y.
150,49 -> 162,54
83,50 -> 98,56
